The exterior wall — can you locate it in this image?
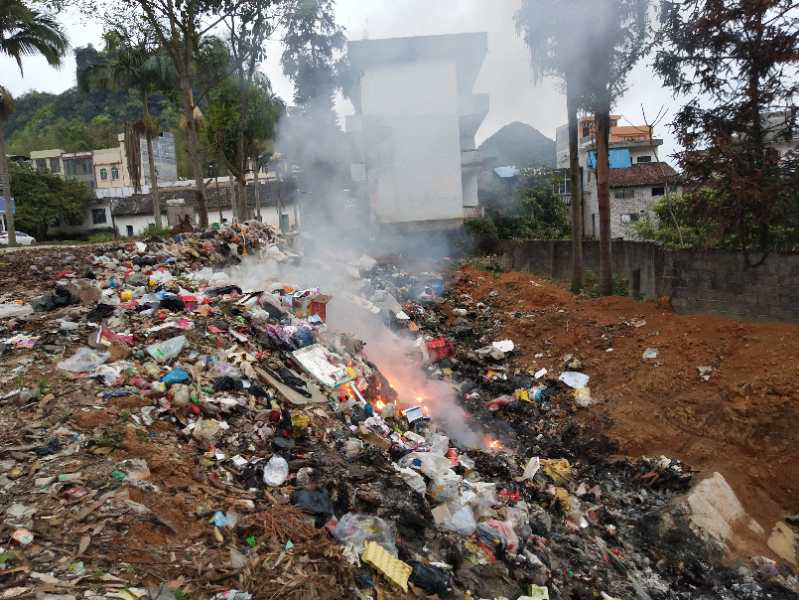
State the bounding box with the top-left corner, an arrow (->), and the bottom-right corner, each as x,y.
359,59 -> 465,224
114,204 -> 295,237
497,239 -> 799,323
30,149 -> 64,175
93,147 -> 126,189
611,186 -> 657,238
462,168 -> 479,208
140,132 -> 178,185
628,146 -> 657,163
555,124 -> 569,169
62,154 -> 96,190
581,175 -> 681,240
50,200 -> 113,236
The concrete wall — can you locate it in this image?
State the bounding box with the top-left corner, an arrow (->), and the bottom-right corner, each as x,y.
497,239 -> 799,323
360,59 -> 465,224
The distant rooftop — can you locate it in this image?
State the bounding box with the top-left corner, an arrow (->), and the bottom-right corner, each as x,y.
608,162 -> 678,188
494,165 -> 520,179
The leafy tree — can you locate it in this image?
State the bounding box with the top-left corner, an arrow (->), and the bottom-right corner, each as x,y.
654,0 -> 799,266
204,76 -> 283,220
10,163 -> 92,240
219,0 -> 282,221
0,0 -> 68,246
581,0 -> 650,295
515,0 -> 592,291
119,0 -> 256,227
488,170 -> 571,240
79,17 -> 175,228
280,0 -> 348,226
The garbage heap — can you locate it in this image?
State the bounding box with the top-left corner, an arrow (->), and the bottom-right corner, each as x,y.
0,226 -> 796,600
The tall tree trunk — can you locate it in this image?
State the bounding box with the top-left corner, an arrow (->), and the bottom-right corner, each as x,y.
566,76 -> 583,292
595,104 -> 612,295
142,92 -> 162,230
0,121 -> 16,246
179,75 -> 208,227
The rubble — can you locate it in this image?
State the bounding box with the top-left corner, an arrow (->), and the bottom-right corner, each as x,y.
0,223 -> 796,600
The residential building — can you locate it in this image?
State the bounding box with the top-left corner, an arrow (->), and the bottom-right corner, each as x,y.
555,115 -> 680,240
93,138 -> 132,191
61,151 -> 96,190
763,111 -> 799,157
30,148 -> 64,175
140,131 -> 178,185
111,179 -> 297,236
346,33 -> 489,230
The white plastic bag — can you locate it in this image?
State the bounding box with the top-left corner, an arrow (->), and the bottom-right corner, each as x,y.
263,455 -> 289,487
57,347 -> 110,373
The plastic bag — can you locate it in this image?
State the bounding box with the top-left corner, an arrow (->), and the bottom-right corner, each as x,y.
428,433 -> 450,455
146,335 -> 187,363
442,503 -> 476,536
397,467 -> 426,494
333,512 -> 397,555
428,471 -> 461,504
262,455 -> 288,487
477,519 -> 519,555
400,452 -> 452,479
58,347 -> 110,373
559,371 -> 589,389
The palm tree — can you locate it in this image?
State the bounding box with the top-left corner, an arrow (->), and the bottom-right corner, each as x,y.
79,26 -> 174,230
0,2 -> 68,246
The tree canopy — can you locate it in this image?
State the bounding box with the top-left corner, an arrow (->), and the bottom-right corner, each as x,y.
655,0 -> 799,265
9,163 -> 94,240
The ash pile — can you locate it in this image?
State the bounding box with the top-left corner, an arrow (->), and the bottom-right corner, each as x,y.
0,230 -> 796,600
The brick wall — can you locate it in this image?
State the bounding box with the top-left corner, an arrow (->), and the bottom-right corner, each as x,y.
497,239 -> 799,322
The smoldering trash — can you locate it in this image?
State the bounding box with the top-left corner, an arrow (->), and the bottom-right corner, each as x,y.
0,222 -> 796,600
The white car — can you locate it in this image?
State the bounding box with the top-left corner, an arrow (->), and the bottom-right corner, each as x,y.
0,231 -> 36,246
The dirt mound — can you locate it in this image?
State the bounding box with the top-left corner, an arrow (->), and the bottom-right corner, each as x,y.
452,265 -> 799,536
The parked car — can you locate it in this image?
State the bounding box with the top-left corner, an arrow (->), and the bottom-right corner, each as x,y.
0,231 -> 36,246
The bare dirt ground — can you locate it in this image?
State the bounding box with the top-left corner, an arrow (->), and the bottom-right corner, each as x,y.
449,265 -> 799,538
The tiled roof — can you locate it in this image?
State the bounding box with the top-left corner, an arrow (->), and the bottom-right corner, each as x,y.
608,162 -> 678,188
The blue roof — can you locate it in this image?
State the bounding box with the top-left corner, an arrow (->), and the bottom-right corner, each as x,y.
494,165 -> 520,179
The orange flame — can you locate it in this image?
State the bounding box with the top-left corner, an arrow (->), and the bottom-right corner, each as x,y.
485,436 -> 503,451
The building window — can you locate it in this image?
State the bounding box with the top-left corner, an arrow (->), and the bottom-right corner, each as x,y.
637,155 -> 652,163
81,161 -> 91,174
126,225 -> 134,236
553,176 -> 571,196
92,209 -> 107,225
621,213 -> 640,224
35,159 -> 47,173
613,188 -> 635,199
49,158 -> 60,173
652,186 -> 665,197
100,168 -> 108,181
111,166 -> 120,180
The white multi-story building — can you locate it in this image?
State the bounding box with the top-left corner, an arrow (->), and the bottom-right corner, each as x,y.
346,33 -> 489,230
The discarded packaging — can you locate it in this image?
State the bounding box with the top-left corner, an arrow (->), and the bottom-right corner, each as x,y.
262,455 -> 289,487
559,371 -> 589,389
361,541 -> 411,592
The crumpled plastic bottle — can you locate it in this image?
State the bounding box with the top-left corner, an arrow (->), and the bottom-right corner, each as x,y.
146,335 -> 187,363
262,455 -> 289,487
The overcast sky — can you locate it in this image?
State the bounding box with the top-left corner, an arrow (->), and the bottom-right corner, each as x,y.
3,1 -> 680,160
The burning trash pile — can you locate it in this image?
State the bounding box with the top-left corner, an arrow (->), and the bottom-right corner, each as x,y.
0,228 -> 796,600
